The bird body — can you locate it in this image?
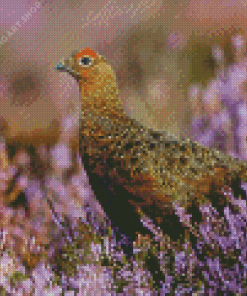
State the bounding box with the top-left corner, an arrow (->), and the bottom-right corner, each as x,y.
56,48 -> 247,243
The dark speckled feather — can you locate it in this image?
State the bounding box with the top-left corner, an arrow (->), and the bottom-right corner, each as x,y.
56,48 -> 247,246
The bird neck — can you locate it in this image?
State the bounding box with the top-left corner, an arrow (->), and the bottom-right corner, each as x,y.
79,75 -> 126,121
79,74 -> 136,152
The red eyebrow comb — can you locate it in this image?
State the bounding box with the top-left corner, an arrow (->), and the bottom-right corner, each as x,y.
75,48 -> 98,59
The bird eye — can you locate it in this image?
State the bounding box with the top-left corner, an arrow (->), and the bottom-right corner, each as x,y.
78,57 -> 93,67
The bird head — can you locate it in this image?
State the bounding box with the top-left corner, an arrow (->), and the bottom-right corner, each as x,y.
56,47 -> 123,116
56,48 -> 115,84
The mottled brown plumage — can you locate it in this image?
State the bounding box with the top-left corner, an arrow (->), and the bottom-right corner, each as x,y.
56,48 -> 247,245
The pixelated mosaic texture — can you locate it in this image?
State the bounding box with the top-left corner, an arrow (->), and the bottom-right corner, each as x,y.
0,0 -> 247,294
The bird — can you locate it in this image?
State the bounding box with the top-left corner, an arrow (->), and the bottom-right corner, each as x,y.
56,47 -> 247,254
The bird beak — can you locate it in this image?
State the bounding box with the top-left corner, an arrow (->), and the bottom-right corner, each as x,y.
56,55 -> 81,81
55,59 -> 69,72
